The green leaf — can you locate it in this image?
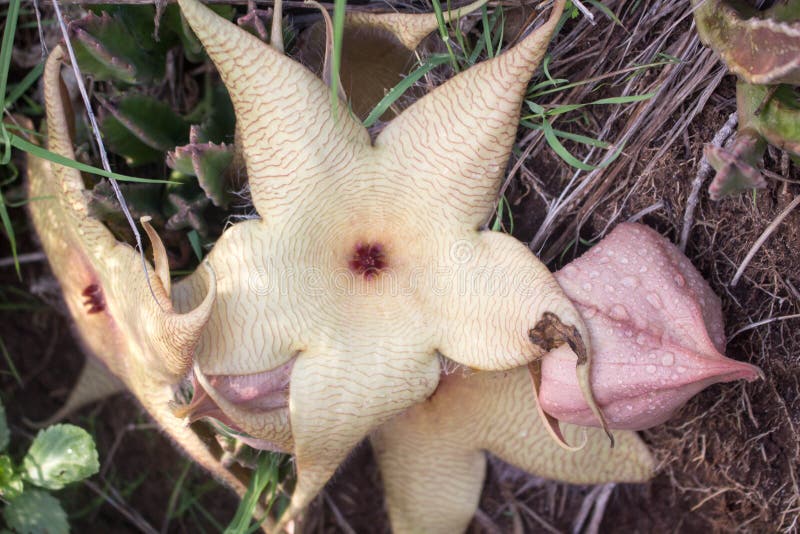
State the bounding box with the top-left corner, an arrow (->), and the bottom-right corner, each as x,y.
162,4 -> 235,63
70,10 -> 164,84
3,489 -> 69,534
101,94 -> 190,166
88,180 -> 164,237
0,456 -> 23,500
168,126 -> 235,208
22,424 -> 99,490
0,399 -> 8,451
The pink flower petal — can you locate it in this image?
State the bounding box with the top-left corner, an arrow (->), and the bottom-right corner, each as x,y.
539,223 -> 762,430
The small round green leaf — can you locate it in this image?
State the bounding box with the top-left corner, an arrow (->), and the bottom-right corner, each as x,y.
0,455 -> 23,500
22,424 -> 99,490
3,489 -> 69,534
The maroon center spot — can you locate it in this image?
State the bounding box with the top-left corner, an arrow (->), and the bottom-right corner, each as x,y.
82,283 -> 106,314
349,242 -> 386,279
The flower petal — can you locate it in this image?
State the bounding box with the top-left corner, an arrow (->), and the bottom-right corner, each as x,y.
372,366 -> 653,534
279,342 -> 440,528
374,0 -> 566,228
177,0 -> 371,221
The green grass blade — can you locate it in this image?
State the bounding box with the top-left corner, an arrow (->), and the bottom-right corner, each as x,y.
588,92 -> 656,105
0,334 -> 21,387
520,120 -> 611,148
528,60 -> 673,99
431,0 -> 459,71
481,5 -> 494,58
0,0 -> 21,277
525,92 -> 656,119
541,118 -> 596,171
363,55 -> 451,128
224,453 -> 281,534
586,0 -> 623,26
0,0 -> 21,108
330,0 -> 346,113
0,187 -> 18,277
11,135 -> 177,184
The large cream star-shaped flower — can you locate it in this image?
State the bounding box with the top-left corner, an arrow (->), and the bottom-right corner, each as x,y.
170,0 -> 608,519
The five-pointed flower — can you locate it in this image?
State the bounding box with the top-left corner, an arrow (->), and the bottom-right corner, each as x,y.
171,0 -> 609,519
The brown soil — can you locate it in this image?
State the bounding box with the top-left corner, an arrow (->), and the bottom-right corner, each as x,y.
2,1 -> 798,533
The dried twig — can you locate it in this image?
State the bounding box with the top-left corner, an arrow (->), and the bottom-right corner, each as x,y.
680,111 -> 738,252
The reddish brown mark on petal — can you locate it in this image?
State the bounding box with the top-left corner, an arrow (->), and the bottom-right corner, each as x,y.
81,283 -> 106,314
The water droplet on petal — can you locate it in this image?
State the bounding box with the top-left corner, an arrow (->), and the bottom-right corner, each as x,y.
646,365 -> 656,374
674,274 -> 686,287
598,257 -> 610,264
621,276 -> 639,288
636,333 -> 648,345
677,366 -> 687,374
620,257 -> 629,264
610,304 -> 629,320
605,284 -> 615,293
582,282 -> 593,292
583,307 -> 597,319
661,352 -> 674,366
563,265 -> 579,278
639,265 -> 648,273
589,270 -> 599,279
646,293 -> 663,308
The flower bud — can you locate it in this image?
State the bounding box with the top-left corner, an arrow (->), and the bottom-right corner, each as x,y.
539,223 -> 762,430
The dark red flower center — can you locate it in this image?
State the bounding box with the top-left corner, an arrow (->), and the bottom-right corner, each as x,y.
349,242 -> 386,279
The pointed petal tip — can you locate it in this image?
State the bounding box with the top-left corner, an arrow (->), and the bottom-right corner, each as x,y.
157,262 -> 216,377
711,353 -> 764,383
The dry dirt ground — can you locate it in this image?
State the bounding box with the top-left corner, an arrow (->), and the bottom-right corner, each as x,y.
1,1 -> 798,533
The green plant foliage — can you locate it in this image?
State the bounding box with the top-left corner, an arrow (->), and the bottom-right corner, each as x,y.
3,489 -> 68,534
0,400 -> 8,452
0,457 -> 23,501
88,180 -> 165,237
168,128 -> 234,209
21,425 -> 99,491
69,10 -> 167,84
165,175 -> 212,236
100,95 -> 190,166
225,453 -> 286,534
